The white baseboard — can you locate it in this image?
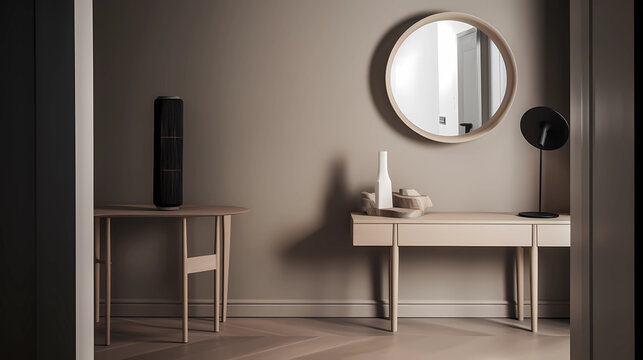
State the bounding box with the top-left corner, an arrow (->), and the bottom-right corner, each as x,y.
100,299 -> 569,318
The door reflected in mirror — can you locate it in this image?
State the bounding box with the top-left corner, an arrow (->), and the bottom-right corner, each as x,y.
387,15 -> 515,141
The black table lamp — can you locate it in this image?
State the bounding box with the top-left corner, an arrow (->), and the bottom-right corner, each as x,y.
518,107 -> 569,218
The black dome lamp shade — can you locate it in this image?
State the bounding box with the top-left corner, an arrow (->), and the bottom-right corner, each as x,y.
518,107 -> 569,218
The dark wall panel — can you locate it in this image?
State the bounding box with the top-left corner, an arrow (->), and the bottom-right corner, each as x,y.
35,0 -> 77,358
592,0 -> 635,358
0,1 -> 37,357
1,0 -> 77,358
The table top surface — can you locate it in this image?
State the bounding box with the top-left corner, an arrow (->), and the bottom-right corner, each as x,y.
351,212 -> 570,224
95,205 -> 249,217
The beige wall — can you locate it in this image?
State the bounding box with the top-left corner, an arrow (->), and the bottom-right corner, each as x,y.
94,0 -> 570,317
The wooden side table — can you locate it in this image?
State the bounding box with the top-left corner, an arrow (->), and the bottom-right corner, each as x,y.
94,205 -> 248,345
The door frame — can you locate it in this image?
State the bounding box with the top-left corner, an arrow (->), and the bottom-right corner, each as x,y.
569,0 -> 635,358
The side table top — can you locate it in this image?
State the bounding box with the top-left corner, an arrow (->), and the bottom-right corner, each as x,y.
95,204 -> 249,217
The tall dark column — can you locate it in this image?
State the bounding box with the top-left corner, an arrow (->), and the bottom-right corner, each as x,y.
1,0 -> 77,358
35,0 -> 77,358
0,1 -> 37,357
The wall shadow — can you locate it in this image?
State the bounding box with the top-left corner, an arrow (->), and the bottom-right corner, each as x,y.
282,158 -> 389,318
368,12 -> 444,144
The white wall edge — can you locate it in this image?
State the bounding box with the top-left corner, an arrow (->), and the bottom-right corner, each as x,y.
74,0 -> 94,359
99,299 -> 570,318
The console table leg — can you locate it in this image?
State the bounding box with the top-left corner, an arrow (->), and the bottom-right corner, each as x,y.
516,247 -> 524,321
390,224 -> 399,332
530,227 -> 538,332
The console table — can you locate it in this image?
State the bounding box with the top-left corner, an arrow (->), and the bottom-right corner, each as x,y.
94,205 -> 248,345
351,212 -> 570,333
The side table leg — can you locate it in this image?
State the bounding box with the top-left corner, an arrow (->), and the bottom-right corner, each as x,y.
106,217 -> 111,346
182,217 -> 188,343
95,217 -> 100,323
215,216 -> 221,332
222,215 -> 231,322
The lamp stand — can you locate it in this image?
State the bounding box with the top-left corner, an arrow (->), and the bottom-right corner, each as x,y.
518,149 -> 559,218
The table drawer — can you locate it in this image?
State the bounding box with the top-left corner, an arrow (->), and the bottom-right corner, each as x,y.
353,224 -> 393,246
537,224 -> 570,247
398,224 -> 531,246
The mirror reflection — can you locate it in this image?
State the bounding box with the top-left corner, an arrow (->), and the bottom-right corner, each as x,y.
390,20 -> 507,136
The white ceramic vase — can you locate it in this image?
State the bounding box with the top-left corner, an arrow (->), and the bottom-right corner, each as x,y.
375,151 -> 393,209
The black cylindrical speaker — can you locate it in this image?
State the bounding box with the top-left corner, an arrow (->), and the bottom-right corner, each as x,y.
154,96 -> 183,210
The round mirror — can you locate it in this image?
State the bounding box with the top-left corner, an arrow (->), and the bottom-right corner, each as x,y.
386,13 -> 517,143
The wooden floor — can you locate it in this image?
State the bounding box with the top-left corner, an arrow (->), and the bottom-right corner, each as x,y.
95,317 -> 569,360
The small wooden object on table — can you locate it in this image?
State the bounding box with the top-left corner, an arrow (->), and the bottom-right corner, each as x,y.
361,188 -> 432,218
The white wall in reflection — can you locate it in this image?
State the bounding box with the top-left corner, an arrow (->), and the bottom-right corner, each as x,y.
436,21 -> 472,135
391,21 -> 507,136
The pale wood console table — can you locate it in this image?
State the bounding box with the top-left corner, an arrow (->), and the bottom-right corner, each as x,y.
94,205 -> 248,345
351,212 -> 570,333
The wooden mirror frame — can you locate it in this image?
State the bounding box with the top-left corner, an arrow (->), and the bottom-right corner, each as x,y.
385,12 -> 517,143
